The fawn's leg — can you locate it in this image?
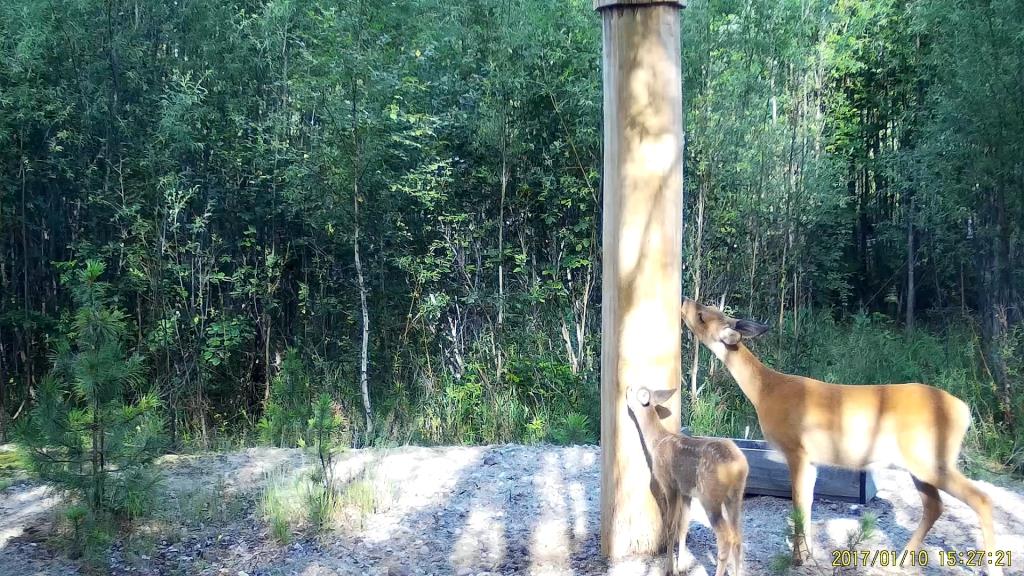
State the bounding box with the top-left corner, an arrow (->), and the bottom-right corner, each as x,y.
706,501 -> 732,576
674,495 -> 692,574
662,497 -> 678,575
726,489 -> 744,576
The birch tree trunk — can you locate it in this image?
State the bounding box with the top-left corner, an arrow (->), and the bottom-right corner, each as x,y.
351,21 -> 373,442
354,204 -> 372,443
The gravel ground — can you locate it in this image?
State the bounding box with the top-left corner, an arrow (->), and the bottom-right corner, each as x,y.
1,444 -> 1020,576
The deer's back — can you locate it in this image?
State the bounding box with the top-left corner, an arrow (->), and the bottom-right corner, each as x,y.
760,377 -> 973,468
656,434 -> 748,501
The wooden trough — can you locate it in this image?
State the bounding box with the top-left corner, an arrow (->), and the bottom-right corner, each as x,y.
733,438 -> 877,504
683,430 -> 877,505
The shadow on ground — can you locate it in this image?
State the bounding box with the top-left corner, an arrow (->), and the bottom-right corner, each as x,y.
266,445 -> 726,576
4,446 -> 1023,576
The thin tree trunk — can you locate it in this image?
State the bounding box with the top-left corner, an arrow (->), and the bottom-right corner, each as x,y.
263,310 -> 272,405
496,121 -> 507,383
576,268 -> 593,373
906,195 -> 915,335
748,236 -> 758,317
93,404 -> 102,509
352,67 -> 373,445
993,189 -> 1012,427
689,181 -> 706,402
355,185 -> 372,444
793,269 -> 799,340
20,153 -> 33,399
708,291 -> 727,379
960,260 -> 966,316
977,190 -> 1012,429
0,336 -> 6,443
777,235 -> 788,328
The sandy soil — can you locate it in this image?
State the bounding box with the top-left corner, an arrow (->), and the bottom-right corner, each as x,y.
0,444 -> 1020,576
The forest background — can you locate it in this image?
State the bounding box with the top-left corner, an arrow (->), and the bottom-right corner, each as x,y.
1,0 -> 1022,476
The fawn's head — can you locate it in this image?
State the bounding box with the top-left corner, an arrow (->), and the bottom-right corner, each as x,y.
625,386 -> 677,414
681,297 -> 770,357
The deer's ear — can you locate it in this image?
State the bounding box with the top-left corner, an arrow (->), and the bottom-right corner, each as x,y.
719,327 -> 741,345
649,388 -> 677,406
735,319 -> 770,339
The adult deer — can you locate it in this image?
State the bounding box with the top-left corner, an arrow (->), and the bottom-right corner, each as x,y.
625,385 -> 748,576
680,297 -> 1000,574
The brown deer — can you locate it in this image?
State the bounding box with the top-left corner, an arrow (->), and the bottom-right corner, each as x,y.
680,297 -> 1001,574
625,385 -> 748,576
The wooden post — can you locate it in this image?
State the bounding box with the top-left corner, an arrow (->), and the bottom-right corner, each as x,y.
596,0 -> 686,559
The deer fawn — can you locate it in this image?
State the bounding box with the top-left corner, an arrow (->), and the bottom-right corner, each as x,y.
625,385 -> 747,576
680,297 -> 1001,574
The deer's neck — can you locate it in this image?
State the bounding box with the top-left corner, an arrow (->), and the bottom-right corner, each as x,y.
629,406 -> 673,458
721,343 -> 768,406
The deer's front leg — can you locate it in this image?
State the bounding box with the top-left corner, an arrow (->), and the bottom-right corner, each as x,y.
662,497 -> 678,575
673,495 -> 692,574
787,454 -> 817,565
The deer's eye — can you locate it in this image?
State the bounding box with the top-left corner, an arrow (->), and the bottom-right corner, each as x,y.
698,312 -> 705,324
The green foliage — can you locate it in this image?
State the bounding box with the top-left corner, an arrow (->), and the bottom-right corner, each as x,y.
258,351 -> 313,447
259,469 -> 303,544
269,511 -> 292,545
307,392 -> 345,530
59,502 -> 116,570
769,554 -> 793,576
0,447 -> 27,477
844,512 -> 877,551
20,261 -> 165,520
686,387 -> 760,440
768,507 -> 812,575
0,0 -> 1020,485
551,411 -> 596,446
335,465 -> 393,530
415,349 -> 599,446
339,478 -> 379,519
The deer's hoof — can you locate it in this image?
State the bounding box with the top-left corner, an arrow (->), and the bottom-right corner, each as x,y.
791,548 -> 805,567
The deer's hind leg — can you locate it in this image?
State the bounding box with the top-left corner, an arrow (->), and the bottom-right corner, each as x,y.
725,487 -> 744,576
704,497 -> 736,576
903,475 -> 943,553
933,470 -> 1000,576
901,425 -> 999,574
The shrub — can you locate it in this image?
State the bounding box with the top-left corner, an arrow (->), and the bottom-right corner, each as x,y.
20,260 -> 165,519
258,350 -> 313,447
260,468 -> 304,544
550,411 -> 596,445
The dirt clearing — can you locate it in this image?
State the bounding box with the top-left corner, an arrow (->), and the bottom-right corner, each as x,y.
1,444 -> 1020,575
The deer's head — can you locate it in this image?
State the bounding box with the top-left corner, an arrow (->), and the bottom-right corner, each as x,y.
625,385 -> 677,413
681,297 -> 770,358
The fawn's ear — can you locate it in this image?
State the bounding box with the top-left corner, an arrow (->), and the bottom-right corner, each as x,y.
648,388 -> 677,406
719,327 -> 741,345
734,319 -> 770,339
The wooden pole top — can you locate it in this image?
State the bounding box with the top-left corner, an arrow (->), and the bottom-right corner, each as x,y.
594,0 -> 685,10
